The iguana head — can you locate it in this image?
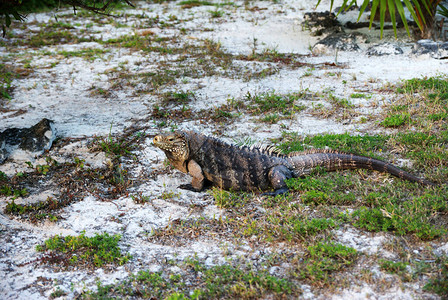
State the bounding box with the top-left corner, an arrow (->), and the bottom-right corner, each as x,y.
153,131 -> 190,163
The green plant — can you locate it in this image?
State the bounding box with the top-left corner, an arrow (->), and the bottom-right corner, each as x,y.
350,194 -> 447,240
424,256 -> 448,297
94,124 -> 137,159
49,287 -> 67,299
36,231 -> 131,268
380,113 -> 410,127
246,91 -> 306,117
278,132 -> 388,158
83,257 -> 297,298
0,171 -> 8,181
209,187 -> 251,208
295,241 -> 358,284
379,259 -> 410,279
209,9 -> 224,18
438,3 -> 448,18
162,90 -> 195,104
350,93 -> 368,98
131,192 -> 152,204
318,0 -> 440,39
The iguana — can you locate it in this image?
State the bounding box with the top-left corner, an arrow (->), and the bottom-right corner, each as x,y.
153,130 -> 434,195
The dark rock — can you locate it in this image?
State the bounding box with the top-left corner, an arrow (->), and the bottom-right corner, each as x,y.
0,119 -> 56,164
313,32 -> 363,53
366,42 -> 404,56
345,21 -> 375,29
303,11 -> 342,36
412,39 -> 448,59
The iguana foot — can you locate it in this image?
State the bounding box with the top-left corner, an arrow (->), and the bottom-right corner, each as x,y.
262,188 -> 289,196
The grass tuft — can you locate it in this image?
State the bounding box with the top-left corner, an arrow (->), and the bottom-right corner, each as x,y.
35,231 -> 131,269
294,241 -> 358,286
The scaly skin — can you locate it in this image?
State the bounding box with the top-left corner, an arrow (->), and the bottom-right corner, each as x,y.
153,131 -> 434,194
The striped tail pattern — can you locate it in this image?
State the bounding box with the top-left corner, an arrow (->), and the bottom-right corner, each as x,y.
287,150 -> 434,186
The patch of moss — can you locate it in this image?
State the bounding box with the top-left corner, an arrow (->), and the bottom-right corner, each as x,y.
35,231 -> 131,269
293,241 -> 358,285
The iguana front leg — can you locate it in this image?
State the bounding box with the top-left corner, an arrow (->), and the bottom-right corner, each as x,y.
263,165 -> 292,196
179,159 -> 205,192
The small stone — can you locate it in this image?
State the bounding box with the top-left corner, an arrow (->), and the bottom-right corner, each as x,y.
366,42 -> 404,56
302,11 -> 342,37
412,39 -> 448,59
345,21 -> 374,29
313,32 -> 363,53
0,118 -> 56,164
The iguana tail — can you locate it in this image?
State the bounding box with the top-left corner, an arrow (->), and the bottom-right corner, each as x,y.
287,150 -> 434,186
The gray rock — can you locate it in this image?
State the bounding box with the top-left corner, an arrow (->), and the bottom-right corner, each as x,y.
313,32 -> 362,53
412,39 -> 448,59
367,42 -> 404,56
0,118 -> 56,164
303,11 -> 342,37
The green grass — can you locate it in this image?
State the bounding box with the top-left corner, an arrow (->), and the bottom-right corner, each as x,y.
209,188 -> 251,209
427,112 -> 447,121
393,131 -> 448,170
5,196 -> 63,223
211,190 -> 340,242
162,90 -> 195,104
259,113 -> 281,123
293,241 -> 358,285
242,91 -> 307,123
246,91 -> 306,115
0,63 -> 15,99
21,29 -> 93,47
3,9 -> 448,297
327,94 -> 354,109
178,0 -> 214,7
398,76 -> 448,94
379,259 -> 410,280
350,190 -> 447,240
274,130 -> 448,240
424,256 -> 448,297
82,258 -> 297,299
35,231 -> 131,268
278,130 -> 448,182
381,76 -> 448,131
92,124 -> 142,160
381,113 -> 410,127
277,132 -> 388,158
102,34 -> 169,53
0,61 -> 32,99
350,93 -> 369,98
46,48 -> 109,61
209,9 -> 224,18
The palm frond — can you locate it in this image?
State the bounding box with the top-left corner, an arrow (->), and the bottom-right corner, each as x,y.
321,0 -> 434,38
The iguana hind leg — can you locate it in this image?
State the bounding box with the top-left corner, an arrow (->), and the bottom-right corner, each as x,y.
263,165 -> 292,196
179,159 -> 205,192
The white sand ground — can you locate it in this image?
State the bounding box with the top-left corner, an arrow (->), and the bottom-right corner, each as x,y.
0,0 -> 447,299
